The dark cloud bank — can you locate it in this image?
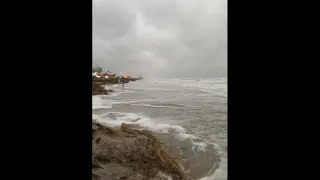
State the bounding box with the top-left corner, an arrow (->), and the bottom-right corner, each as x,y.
93,0 -> 227,78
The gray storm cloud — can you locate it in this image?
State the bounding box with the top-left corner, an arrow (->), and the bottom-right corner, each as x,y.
93,0 -> 227,78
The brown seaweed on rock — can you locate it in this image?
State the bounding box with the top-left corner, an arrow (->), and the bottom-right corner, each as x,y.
92,122 -> 188,180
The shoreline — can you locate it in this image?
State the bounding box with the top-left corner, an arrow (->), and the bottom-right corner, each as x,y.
92,76 -> 131,95
92,78 -> 223,180
92,77 -> 189,180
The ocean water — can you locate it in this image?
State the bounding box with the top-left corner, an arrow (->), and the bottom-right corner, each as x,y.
92,78 -> 227,180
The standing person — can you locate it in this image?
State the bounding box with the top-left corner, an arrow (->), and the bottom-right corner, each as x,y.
122,79 -> 124,89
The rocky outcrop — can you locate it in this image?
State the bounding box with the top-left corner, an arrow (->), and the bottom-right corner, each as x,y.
92,77 -> 130,85
92,82 -> 108,95
92,122 -> 188,180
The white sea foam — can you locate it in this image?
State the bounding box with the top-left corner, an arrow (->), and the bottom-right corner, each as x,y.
94,111 -> 209,153
92,96 -> 103,106
130,103 -> 198,110
93,110 -> 226,180
92,114 -> 100,120
92,105 -> 112,109
92,96 -> 113,109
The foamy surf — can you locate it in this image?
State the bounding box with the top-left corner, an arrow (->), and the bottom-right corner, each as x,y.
92,96 -> 113,109
92,96 -> 103,106
93,110 -> 224,180
130,102 -> 199,110
94,111 -> 211,153
92,114 -> 100,120
92,105 -> 112,109
92,78 -> 227,180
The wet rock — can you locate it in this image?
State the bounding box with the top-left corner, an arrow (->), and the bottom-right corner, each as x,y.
92,82 -> 108,95
92,122 -> 189,180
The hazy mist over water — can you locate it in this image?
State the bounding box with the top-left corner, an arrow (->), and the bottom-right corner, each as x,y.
93,0 -> 227,78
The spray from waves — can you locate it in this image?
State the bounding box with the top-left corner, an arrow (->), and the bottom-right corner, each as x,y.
94,111 -> 211,153
94,111 -> 227,180
92,96 -> 113,109
94,112 -> 137,127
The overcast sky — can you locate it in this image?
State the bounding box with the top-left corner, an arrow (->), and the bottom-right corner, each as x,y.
93,0 -> 227,78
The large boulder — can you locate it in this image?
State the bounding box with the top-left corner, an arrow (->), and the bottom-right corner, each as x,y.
92,122 -> 188,180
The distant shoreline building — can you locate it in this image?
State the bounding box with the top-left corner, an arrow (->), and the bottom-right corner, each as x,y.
92,67 -> 142,80
92,67 -> 102,73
